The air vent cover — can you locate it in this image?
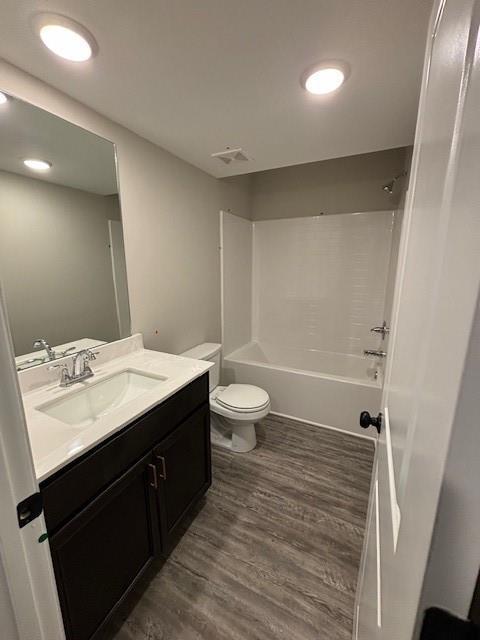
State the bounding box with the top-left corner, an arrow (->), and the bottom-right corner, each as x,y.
211,148 -> 249,165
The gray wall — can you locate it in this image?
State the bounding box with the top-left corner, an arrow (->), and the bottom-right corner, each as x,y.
0,170 -> 121,355
0,60 -> 251,356
250,147 -> 408,220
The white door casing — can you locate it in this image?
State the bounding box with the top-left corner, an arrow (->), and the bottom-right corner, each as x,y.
0,283 -> 65,639
356,0 -> 480,637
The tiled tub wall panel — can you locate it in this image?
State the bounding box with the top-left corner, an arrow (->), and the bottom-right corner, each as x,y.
252,212 -> 394,357
221,211 -> 253,355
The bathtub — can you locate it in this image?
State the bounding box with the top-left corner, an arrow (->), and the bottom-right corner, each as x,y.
222,341 -> 381,436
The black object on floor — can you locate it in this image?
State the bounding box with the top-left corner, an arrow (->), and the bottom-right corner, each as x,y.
420,607 -> 480,640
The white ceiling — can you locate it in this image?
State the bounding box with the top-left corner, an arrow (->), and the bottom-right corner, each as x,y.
0,0 -> 433,178
0,94 -> 118,194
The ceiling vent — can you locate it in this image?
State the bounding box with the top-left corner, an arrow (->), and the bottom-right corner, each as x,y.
211,148 -> 249,165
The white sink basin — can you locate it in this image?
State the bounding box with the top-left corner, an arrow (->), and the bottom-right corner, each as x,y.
37,369 -> 167,427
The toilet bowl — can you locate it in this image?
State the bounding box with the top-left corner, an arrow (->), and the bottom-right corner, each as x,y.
180,343 -> 270,453
209,384 -> 270,452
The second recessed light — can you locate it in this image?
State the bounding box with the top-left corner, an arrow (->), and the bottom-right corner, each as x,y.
302,62 -> 349,95
24,159 -> 52,172
32,14 -> 97,62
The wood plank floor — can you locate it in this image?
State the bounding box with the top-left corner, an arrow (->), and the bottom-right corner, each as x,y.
110,415 -> 374,640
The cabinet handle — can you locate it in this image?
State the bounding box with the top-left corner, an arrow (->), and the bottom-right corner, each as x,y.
148,463 -> 158,489
155,455 -> 167,480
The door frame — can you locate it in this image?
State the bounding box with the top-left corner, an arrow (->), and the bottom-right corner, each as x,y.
0,283 -> 65,639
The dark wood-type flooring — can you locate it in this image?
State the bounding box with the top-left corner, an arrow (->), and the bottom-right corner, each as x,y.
111,414 -> 374,640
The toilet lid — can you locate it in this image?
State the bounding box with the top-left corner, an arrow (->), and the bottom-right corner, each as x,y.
215,384 -> 270,412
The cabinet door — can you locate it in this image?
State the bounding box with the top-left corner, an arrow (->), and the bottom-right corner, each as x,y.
153,403 -> 211,554
49,452 -> 160,640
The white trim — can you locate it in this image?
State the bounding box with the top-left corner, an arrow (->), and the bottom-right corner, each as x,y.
251,219 -> 256,343
353,451 -> 379,640
0,283 -> 65,639
108,219 -> 130,339
253,210 -> 395,223
219,210 -> 225,349
269,411 -> 377,443
375,476 -> 382,628
384,407 -> 401,550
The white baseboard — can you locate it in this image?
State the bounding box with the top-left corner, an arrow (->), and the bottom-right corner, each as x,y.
269,411 -> 377,444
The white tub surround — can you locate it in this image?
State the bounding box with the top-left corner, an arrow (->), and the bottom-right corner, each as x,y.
220,212 -> 392,435
228,341 -> 381,382
220,211 -> 253,355
252,213 -> 393,357
223,341 -> 380,436
19,334 -> 212,482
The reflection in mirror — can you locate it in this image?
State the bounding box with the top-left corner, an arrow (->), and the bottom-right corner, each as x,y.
0,92 -> 131,370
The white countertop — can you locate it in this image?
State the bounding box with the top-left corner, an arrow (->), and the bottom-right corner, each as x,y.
22,345 -> 212,483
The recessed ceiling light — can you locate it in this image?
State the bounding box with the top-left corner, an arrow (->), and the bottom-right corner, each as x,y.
32,13 -> 97,62
0,92 -> 8,105
24,159 -> 52,172
302,62 -> 349,95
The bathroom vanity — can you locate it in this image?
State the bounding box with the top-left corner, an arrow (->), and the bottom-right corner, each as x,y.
20,337 -> 212,640
2,94 -> 215,640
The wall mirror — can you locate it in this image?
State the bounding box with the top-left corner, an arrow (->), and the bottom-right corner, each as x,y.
0,92 -> 131,371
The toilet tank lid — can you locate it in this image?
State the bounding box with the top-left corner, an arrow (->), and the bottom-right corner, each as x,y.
180,343 -> 222,361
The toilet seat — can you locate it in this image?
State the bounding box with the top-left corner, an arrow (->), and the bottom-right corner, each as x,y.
209,386 -> 271,423
215,384 -> 270,413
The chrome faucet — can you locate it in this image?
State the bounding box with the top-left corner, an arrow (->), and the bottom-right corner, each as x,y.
33,338 -> 56,361
49,349 -> 99,387
364,349 -> 387,358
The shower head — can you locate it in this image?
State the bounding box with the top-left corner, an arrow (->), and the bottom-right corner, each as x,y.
382,171 -> 407,195
383,181 -> 394,194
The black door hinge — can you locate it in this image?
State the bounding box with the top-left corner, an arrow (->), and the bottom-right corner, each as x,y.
17,492 -> 43,528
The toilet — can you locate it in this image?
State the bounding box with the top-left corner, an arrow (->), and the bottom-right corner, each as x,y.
180,343 -> 270,452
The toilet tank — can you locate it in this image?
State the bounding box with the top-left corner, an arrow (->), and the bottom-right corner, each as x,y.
180,343 -> 222,392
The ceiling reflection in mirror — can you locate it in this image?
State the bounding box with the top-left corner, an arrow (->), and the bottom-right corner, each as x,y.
0,92 -> 131,371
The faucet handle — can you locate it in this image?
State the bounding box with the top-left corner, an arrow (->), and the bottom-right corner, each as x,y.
370,321 -> 390,339
86,350 -> 99,361
61,346 -> 77,356
48,363 -> 71,385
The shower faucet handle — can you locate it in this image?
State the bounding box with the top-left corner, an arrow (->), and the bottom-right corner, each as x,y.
364,349 -> 387,358
370,321 -> 390,339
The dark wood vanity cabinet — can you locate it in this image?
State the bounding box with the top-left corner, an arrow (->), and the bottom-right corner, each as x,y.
49,452 -> 159,640
40,374 -> 211,640
154,403 -> 211,553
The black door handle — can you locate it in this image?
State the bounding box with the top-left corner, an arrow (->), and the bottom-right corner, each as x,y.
359,411 -> 382,434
